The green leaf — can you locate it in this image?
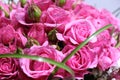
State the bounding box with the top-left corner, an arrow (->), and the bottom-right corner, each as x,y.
0,53 -> 74,79
48,24 -> 112,80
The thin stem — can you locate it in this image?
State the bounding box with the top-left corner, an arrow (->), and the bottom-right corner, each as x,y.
0,53 -> 74,78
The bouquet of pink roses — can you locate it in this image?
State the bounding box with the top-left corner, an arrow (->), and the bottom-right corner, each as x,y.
0,0 -> 120,80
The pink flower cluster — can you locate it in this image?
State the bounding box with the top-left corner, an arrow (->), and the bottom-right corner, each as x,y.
0,0 -> 120,80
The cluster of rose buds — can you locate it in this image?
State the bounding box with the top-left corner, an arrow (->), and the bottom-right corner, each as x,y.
0,0 -> 120,80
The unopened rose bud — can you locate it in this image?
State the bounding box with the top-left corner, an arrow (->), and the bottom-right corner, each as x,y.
59,0 -> 66,7
48,29 -> 57,44
16,48 -> 23,54
27,4 -> 42,23
20,0 -> 26,7
26,38 -> 39,48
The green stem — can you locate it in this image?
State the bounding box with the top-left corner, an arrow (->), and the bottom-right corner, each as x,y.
0,53 -> 74,78
47,24 -> 112,80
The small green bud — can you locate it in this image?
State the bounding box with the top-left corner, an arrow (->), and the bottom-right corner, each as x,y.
115,34 -> 120,48
20,0 -> 27,7
15,48 -> 23,54
48,29 -> 57,43
26,38 -> 40,48
58,0 -> 66,7
28,4 -> 42,23
56,41 -> 65,51
0,6 -> 2,10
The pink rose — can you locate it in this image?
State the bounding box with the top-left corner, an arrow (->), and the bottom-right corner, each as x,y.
46,6 -> 70,23
90,9 -> 120,31
0,20 -> 27,49
73,3 -> 100,19
41,6 -> 71,26
0,25 -> 15,45
100,9 -> 120,29
57,19 -> 96,45
28,23 -> 47,45
0,58 -> 18,80
0,46 -> 18,80
97,46 -> 120,71
62,45 -> 98,79
20,46 -> 64,79
88,30 -> 116,48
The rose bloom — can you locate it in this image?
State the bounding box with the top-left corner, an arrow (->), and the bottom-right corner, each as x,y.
0,22 -> 18,51
62,45 -> 98,79
20,45 -> 64,80
97,46 -> 120,71
0,19 -> 27,49
56,19 -> 96,45
0,10 -> 28,49
0,58 -> 18,80
73,3 -> 100,19
73,3 -> 120,33
0,25 -> 15,46
0,44 -> 19,80
41,6 -> 71,33
87,27 -> 120,71
43,6 -> 70,24
74,3 -> 120,31
88,32 -> 120,71
89,29 -> 116,49
92,9 -> 120,30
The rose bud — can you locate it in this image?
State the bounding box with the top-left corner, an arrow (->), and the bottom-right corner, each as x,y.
59,0 -> 66,7
20,0 -> 27,7
48,29 -> 58,44
25,38 -> 39,48
26,4 -> 42,23
56,0 -> 66,7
